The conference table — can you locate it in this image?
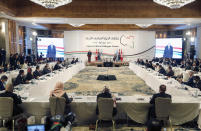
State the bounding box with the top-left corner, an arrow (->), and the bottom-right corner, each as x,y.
14,62 -> 85,102
14,62 -> 201,127
0,62 -> 56,82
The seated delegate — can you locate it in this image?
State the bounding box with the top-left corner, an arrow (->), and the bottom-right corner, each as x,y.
14,70 -> 27,86
33,65 -> 42,79
165,66 -> 174,78
42,64 -> 51,75
149,85 -> 171,119
53,61 -> 62,70
96,87 -> 117,116
0,83 -> 23,116
0,75 -> 8,91
25,67 -> 34,81
50,82 -> 73,114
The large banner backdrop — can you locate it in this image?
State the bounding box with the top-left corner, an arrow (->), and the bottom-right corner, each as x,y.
64,31 -> 156,61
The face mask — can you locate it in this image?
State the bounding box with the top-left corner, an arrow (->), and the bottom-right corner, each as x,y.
3,81 -> 7,86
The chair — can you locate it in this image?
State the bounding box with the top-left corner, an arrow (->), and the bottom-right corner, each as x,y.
155,97 -> 172,131
96,98 -> 115,131
0,97 -> 14,131
49,97 -> 66,116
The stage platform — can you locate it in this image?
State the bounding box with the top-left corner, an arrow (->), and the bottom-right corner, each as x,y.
86,61 -> 129,67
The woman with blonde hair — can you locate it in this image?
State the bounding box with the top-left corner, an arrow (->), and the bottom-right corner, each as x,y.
50,82 -> 73,114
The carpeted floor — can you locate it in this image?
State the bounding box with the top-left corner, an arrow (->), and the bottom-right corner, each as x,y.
64,66 -> 155,96
71,126 -> 200,131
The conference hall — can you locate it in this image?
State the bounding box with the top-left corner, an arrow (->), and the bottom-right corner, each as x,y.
0,0 -> 201,131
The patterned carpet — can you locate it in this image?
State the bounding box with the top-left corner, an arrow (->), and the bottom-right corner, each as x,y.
64,67 -> 155,96
71,126 -> 200,131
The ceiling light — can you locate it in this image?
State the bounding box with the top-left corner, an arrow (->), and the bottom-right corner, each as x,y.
136,24 -> 152,28
69,24 -> 85,27
153,0 -> 196,9
29,0 -> 72,9
32,31 -> 38,36
190,37 -> 195,42
186,31 -> 191,36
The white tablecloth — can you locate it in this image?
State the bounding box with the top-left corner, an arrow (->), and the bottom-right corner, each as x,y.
12,62 -> 200,125
0,62 -> 56,82
129,62 -> 201,103
15,63 -> 85,102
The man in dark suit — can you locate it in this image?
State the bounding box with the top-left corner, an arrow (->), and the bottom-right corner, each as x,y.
166,66 -> 174,77
14,70 -> 26,86
87,50 -> 92,63
42,64 -> 51,75
33,66 -> 42,79
96,87 -> 117,116
193,76 -> 201,90
0,83 -> 23,116
183,71 -> 195,87
53,61 -> 62,70
163,43 -> 173,58
0,75 -> 8,91
0,48 -> 6,66
149,85 -> 171,118
46,44 -> 56,60
158,65 -> 166,75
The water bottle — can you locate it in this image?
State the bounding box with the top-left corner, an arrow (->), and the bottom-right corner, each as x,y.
195,89 -> 198,98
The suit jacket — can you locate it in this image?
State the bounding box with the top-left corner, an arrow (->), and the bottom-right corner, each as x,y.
14,75 -> 26,86
194,81 -> 201,90
87,52 -> 92,57
0,91 -> 22,105
0,91 -> 23,116
33,70 -> 41,79
192,66 -> 199,72
150,92 -> 171,105
53,64 -> 61,70
183,76 -> 195,87
185,66 -> 192,70
26,73 -> 34,81
163,45 -> 173,58
42,68 -> 51,75
46,45 -> 56,59
158,68 -> 166,75
166,70 -> 174,77
0,81 -> 5,91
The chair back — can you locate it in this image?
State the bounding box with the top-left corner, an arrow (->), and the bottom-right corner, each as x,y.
97,98 -> 114,120
49,97 -> 66,116
0,97 -> 13,118
155,97 -> 172,120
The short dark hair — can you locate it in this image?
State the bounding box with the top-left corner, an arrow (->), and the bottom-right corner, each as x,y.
159,85 -> 166,92
36,65 -> 40,70
19,70 -> 24,75
1,75 -> 8,81
194,76 -> 200,81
